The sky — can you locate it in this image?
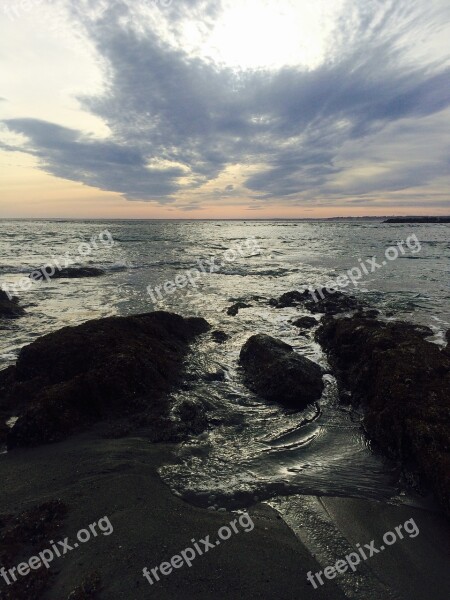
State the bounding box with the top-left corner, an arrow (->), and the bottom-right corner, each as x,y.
0,0 -> 449,219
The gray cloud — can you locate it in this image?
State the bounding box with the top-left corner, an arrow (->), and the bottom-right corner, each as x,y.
3,0 -> 450,208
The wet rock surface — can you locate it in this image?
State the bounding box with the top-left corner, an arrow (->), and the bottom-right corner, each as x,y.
304,288 -> 362,314
269,290 -> 306,308
239,334 -> 324,408
269,288 -> 362,314
0,290 -> 25,319
316,314 -> 450,517
291,316 -> 318,329
211,330 -> 229,343
2,312 -> 210,448
227,302 -> 252,316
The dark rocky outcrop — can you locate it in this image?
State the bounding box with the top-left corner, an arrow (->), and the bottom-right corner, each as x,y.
239,334 -> 324,408
211,330 -> 229,344
316,315 -> 450,518
269,288 -> 362,315
227,302 -> 252,316
2,312 -> 210,448
269,290 -> 306,308
33,266 -> 105,279
304,288 -> 362,314
291,316 -> 318,329
0,289 -> 25,318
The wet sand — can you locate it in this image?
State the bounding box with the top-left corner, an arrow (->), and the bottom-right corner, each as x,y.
0,432 -> 346,600
1,430 -> 449,599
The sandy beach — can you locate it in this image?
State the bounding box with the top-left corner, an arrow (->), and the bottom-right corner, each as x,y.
1,428 -> 449,599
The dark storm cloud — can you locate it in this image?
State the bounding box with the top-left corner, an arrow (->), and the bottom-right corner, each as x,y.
3,0 -> 450,205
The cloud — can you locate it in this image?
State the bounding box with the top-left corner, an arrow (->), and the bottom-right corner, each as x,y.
2,0 -> 450,207
3,118 -> 181,200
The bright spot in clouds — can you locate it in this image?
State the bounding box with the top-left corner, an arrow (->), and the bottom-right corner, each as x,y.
181,0 -> 344,70
0,0 -> 449,217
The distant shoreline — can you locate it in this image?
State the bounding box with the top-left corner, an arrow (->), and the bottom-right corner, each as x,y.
1,216 -> 449,222
384,217 -> 450,223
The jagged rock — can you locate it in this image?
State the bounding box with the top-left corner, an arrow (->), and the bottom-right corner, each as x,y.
316,315 -> 450,518
211,330 -> 229,344
227,302 -> 252,316
269,288 -> 362,315
0,290 -> 25,318
239,334 -> 324,408
291,316 -> 318,329
304,288 -> 362,314
269,290 -> 307,308
2,312 -> 210,448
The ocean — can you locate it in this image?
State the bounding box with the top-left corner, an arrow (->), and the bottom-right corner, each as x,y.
1,218 -> 449,527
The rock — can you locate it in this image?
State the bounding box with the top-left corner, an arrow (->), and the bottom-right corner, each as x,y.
0,366 -> 16,411
269,288 -> 362,315
227,302 -> 252,316
34,266 -> 105,279
211,330 -> 229,344
291,316 -> 318,329
269,290 -> 308,308
304,288 -> 362,314
0,419 -> 8,447
239,334 -> 324,408
0,289 -> 25,318
174,399 -> 209,436
3,311 -> 210,448
316,315 -> 450,518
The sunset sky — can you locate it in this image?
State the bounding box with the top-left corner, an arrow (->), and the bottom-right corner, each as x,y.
0,0 -> 449,219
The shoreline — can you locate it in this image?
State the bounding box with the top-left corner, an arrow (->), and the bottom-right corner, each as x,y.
0,433 -> 348,600
1,295 -> 449,598
1,431 -> 449,599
